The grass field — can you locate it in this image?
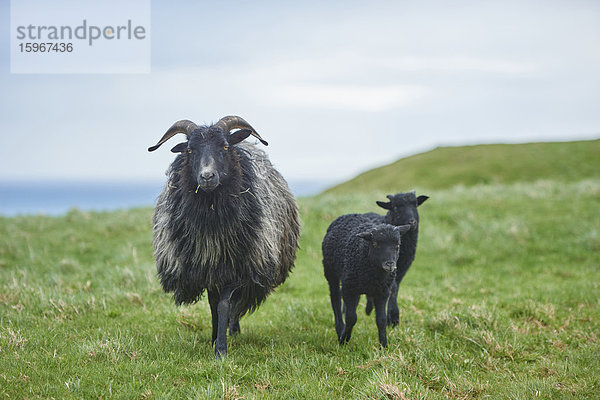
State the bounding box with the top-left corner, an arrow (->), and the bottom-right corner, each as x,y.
325,139 -> 600,195
1,142 -> 599,399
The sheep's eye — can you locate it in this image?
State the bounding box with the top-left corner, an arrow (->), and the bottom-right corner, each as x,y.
223,145 -> 229,151
188,149 -> 193,154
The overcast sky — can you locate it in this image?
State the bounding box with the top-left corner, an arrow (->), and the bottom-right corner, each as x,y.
1,0 -> 599,186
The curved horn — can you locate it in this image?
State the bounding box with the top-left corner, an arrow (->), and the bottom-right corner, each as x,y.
148,120 -> 198,152
215,115 -> 268,146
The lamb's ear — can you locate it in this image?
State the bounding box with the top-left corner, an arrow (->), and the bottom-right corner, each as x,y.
170,142 -> 188,153
356,231 -> 373,241
396,225 -> 411,235
417,195 -> 429,206
227,129 -> 253,145
376,201 -> 392,210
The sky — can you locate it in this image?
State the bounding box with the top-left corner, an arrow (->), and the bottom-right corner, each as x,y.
1,0 -> 599,187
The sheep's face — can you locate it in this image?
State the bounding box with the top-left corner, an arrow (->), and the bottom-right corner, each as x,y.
377,191 -> 428,230
357,225 -> 410,272
150,117 -> 268,194
186,128 -> 232,192
171,127 -> 252,193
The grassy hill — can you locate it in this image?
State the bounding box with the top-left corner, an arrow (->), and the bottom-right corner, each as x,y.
325,139 -> 600,195
1,139 -> 599,399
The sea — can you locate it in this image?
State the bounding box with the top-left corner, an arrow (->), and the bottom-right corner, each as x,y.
0,180 -> 332,216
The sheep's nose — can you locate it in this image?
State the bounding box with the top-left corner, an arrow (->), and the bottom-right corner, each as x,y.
201,171 -> 215,181
383,261 -> 396,271
409,218 -> 417,226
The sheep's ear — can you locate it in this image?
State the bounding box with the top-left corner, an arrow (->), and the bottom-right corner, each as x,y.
417,195 -> 429,206
396,225 -> 411,235
376,201 -> 392,210
170,142 -> 188,153
357,231 -> 373,241
227,129 -> 253,146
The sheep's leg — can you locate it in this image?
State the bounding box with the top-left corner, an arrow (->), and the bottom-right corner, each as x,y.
327,279 -> 345,341
340,294 -> 359,345
213,287 -> 233,359
374,296 -> 388,347
208,290 -> 219,345
387,282 -> 400,327
365,296 -> 374,315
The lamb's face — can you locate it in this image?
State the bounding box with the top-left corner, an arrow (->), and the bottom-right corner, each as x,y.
185,128 -> 234,193
377,192 -> 429,230
357,225 -> 408,272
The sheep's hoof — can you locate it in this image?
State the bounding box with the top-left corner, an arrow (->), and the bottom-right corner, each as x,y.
214,348 -> 227,360
214,342 -> 228,360
339,333 -> 350,345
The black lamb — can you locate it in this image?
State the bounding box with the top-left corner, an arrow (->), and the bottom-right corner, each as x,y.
365,191 -> 429,326
322,213 -> 410,347
148,116 -> 300,359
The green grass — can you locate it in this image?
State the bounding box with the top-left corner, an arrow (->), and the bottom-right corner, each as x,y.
325,139 -> 600,195
1,141 -> 600,398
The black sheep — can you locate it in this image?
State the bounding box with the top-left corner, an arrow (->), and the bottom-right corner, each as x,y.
322,214 -> 410,347
148,116 -> 300,359
365,191 -> 429,325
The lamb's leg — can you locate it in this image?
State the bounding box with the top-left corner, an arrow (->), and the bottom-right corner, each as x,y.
213,286 -> 233,359
374,296 -> 389,347
387,282 -> 400,327
340,294 -> 360,345
327,279 -> 345,341
208,290 -> 219,346
365,296 -> 374,315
